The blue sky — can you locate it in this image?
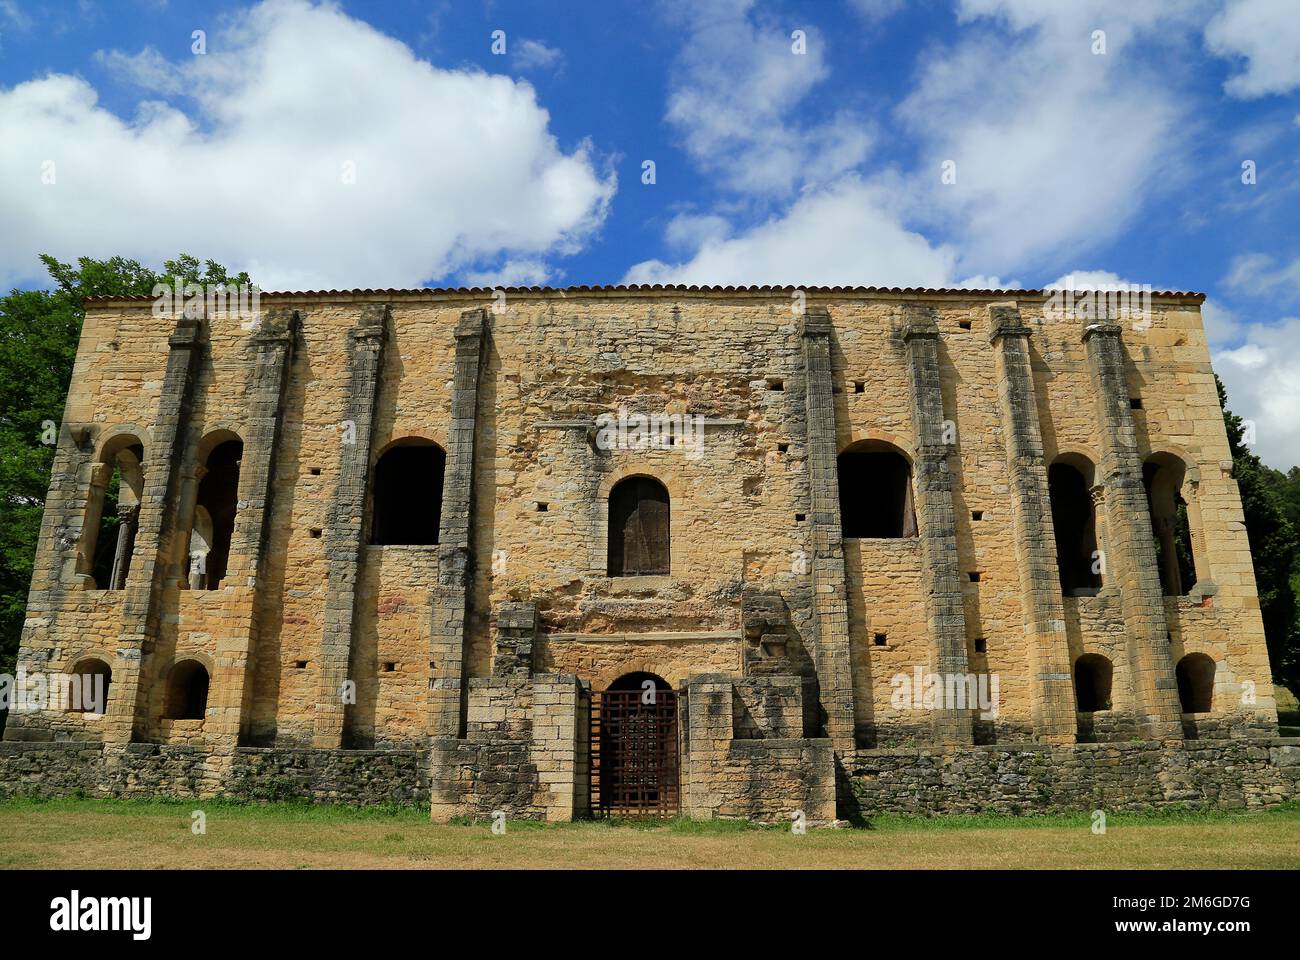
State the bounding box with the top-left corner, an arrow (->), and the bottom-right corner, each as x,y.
0,0 -> 1297,466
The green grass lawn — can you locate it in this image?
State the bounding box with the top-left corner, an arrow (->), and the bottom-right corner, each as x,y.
1,797 -> 1296,869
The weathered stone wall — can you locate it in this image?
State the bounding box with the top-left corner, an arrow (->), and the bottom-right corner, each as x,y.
683,674 -> 836,824
844,738 -> 1300,817
5,285 -> 1281,819
0,741 -> 428,805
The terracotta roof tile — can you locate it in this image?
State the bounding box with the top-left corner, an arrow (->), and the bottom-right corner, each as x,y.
83,282 -> 1206,304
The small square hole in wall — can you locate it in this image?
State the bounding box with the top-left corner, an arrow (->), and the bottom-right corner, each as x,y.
969,571 -> 982,582
767,378 -> 784,391
294,660 -> 309,669
536,502 -> 549,512
1130,397 -> 1143,410
795,513 -> 806,522
971,510 -> 984,521
310,528 -> 322,538
974,638 -> 987,653
854,381 -> 865,393
958,318 -> 973,330
309,467 -> 321,476
873,633 -> 887,646
777,443 -> 790,454
383,662 -> 396,672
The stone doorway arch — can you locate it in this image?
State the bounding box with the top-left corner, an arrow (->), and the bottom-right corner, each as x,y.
591,672 -> 679,817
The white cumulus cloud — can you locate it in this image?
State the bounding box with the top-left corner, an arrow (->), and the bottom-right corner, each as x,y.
0,0 -> 614,290
624,177 -> 956,286
1205,0 -> 1300,98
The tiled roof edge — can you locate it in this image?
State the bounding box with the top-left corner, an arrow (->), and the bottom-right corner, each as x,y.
83,282 -> 1207,305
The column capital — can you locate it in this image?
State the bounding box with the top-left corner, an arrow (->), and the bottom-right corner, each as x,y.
1082,321 -> 1124,343
987,303 -> 1032,344
799,305 -> 832,338
901,303 -> 939,341
352,304 -> 390,345
167,315 -> 204,349
455,306 -> 490,339
253,307 -> 300,347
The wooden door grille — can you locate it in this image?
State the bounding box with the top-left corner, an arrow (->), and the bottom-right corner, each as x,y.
590,689 -> 679,816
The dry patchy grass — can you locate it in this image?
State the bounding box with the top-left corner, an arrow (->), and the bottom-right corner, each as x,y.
0,798 -> 1296,869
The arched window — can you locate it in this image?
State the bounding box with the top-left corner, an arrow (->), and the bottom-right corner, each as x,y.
186,436 -> 242,589
837,442 -> 917,538
66,658 -> 111,714
370,440 -> 446,545
1073,654 -> 1112,712
1049,456 -> 1101,595
165,660 -> 210,720
608,477 -> 670,576
1176,653 -> 1215,713
1144,454 -> 1197,596
84,437 -> 145,590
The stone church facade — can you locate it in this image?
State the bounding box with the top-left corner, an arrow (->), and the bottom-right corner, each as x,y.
3,284 -> 1295,822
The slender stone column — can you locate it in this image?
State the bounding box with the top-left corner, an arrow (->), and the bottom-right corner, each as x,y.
1082,321 -> 1183,741
988,305 -> 1076,743
901,305 -> 973,746
107,315 -> 205,745
313,307 -> 387,748
210,308 -> 298,746
428,307 -> 490,739
108,505 -> 139,591
798,307 -> 856,752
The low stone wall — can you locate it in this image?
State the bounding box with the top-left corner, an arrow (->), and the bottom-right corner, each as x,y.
843,738 -> 1300,817
4,737 -> 1296,820
228,747 -> 428,805
429,737 -> 539,819
0,741 -> 428,805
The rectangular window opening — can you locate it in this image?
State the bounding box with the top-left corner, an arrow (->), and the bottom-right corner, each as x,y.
971,510 -> 984,521
873,633 -> 887,646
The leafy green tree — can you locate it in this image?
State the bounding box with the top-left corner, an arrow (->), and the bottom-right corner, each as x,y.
1217,376 -> 1300,693
0,255 -> 249,731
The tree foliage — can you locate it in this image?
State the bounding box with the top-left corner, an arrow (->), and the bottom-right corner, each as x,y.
1217,376 -> 1300,693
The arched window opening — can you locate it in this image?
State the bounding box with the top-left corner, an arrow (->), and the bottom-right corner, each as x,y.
608,477 -> 670,576
1144,455 -> 1197,596
1049,458 -> 1101,595
165,660 -> 210,720
1176,653 -> 1215,713
837,443 -> 917,538
186,438 -> 242,589
608,671 -> 671,693
1073,654 -> 1112,712
87,440 -> 145,590
66,658 -> 112,714
370,440 -> 446,545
